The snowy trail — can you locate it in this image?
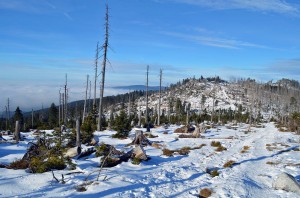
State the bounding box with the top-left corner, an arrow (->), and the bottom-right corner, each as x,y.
1,123 -> 300,197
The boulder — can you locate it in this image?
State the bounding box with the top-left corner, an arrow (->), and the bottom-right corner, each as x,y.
273,172 -> 300,194
64,147 -> 79,158
133,145 -> 148,160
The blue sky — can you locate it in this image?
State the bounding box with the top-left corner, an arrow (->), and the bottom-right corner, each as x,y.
1,0 -> 300,111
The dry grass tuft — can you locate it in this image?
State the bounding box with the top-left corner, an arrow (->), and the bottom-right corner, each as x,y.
211,141 -> 221,147
223,160 -> 236,168
199,188 -> 212,197
241,145 -> 250,153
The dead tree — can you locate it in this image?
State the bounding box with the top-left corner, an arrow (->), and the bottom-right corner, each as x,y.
93,42 -> 99,108
76,119 -> 81,155
98,3 -> 109,131
63,74 -> 68,125
14,121 -> 20,142
58,89 -> 61,126
158,69 -> 162,126
82,75 -> 89,123
30,109 -> 33,129
146,65 -> 150,132
131,130 -> 152,146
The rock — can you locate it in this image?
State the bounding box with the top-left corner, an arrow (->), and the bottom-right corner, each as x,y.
133,145 -> 148,160
64,147 -> 79,158
273,172 -> 300,194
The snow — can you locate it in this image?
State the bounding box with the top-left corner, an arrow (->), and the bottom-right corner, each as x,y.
1,123 -> 300,197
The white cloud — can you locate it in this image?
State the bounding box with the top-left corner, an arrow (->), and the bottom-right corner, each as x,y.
169,0 -> 299,15
161,31 -> 267,49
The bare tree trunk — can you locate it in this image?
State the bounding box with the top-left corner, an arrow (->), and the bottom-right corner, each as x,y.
158,69 -> 162,126
128,92 -> 131,116
138,102 -> 141,127
76,119 -> 81,149
7,98 -> 10,129
58,90 -> 61,126
5,106 -> 8,131
31,109 -> 34,129
146,65 -> 150,132
15,121 -> 20,142
93,42 -> 99,108
98,4 -> 109,131
88,80 -> 92,114
83,75 -> 89,123
64,74 -> 68,125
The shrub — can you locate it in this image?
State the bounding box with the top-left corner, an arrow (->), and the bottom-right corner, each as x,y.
95,143 -> 109,157
177,147 -> 191,155
112,130 -> 129,139
7,159 -> 29,169
29,156 -> 66,173
199,188 -> 212,197
162,149 -> 174,157
210,170 -> 219,177
215,146 -> 227,152
131,157 -> 141,165
241,145 -> 250,153
194,144 -> 206,149
223,160 -> 236,168
211,141 -> 221,147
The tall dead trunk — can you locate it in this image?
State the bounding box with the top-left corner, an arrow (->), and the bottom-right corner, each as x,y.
15,121 -> 20,142
83,75 -> 89,123
93,42 -> 99,108
158,69 -> 162,126
76,119 -> 81,149
98,4 -> 109,131
146,65 -> 150,132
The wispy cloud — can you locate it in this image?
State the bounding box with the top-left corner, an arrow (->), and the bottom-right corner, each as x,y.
161,31 -> 267,49
168,0 -> 299,15
0,0 -> 73,20
266,59 -> 300,76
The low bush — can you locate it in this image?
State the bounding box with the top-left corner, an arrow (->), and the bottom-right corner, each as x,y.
215,146 -> 227,152
211,141 -> 221,147
162,148 -> 174,157
223,160 -> 236,168
199,188 -> 212,197
210,170 -> 219,177
7,159 -> 29,170
177,147 -> 191,155
131,157 -> 141,165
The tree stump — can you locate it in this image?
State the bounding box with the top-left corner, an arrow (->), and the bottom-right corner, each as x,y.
131,130 -> 151,146
14,121 -> 21,142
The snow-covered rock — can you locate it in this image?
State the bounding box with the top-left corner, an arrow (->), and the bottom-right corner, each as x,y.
273,172 -> 300,194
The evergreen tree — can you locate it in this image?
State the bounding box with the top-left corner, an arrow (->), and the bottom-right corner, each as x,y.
48,103 -> 58,128
14,106 -> 24,126
112,110 -> 131,138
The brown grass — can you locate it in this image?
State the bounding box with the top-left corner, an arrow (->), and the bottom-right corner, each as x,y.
152,142 -> 162,149
241,145 -> 250,153
223,160 -> 236,168
7,159 -> 29,169
162,149 -> 174,157
199,188 -> 212,197
211,141 -> 221,147
266,161 -> 280,165
215,146 -> 227,152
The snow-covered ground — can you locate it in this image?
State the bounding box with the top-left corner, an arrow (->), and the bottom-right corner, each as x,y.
1,123 -> 300,197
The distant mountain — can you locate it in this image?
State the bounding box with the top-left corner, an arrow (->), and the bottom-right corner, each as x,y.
112,85 -> 166,91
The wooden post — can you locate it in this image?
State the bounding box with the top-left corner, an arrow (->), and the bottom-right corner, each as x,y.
15,121 -> 20,142
76,119 -> 81,148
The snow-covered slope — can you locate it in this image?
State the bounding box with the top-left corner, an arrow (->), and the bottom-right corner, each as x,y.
1,123 -> 300,197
